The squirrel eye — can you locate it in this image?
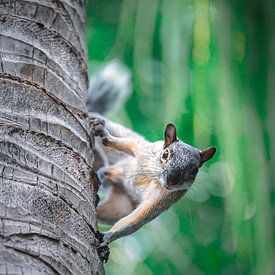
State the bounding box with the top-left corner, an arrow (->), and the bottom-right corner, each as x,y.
162,150 -> 169,160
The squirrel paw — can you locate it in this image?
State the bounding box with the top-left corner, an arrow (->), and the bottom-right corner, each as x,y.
89,113 -> 106,129
93,127 -> 110,146
94,128 -> 110,146
95,231 -> 110,263
88,113 -> 111,145
93,124 -> 106,137
97,242 -> 110,263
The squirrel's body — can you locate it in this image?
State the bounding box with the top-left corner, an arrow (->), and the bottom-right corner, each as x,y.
88,61 -> 216,245
90,116 -> 216,244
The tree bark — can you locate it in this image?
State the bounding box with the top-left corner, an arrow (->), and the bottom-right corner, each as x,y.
0,1 -> 103,274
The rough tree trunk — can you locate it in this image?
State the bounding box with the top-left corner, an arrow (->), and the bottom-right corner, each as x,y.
0,1 -> 103,274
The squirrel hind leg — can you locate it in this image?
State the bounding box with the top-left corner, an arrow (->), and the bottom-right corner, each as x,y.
97,183 -> 137,225
97,164 -> 126,186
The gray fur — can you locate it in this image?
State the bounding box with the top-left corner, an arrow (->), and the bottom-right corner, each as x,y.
91,117 -> 216,244
162,141 -> 201,191
87,60 -> 131,115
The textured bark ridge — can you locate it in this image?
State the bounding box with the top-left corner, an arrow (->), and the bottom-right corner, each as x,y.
0,1 -> 103,274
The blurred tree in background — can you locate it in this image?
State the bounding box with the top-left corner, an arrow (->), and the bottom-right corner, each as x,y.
86,0 -> 275,274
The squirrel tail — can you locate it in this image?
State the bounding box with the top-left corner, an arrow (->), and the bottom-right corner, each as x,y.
87,60 -> 131,115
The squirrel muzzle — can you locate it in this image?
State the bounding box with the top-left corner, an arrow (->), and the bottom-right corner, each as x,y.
166,168 -> 184,189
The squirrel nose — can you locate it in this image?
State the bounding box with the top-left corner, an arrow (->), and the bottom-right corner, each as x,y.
167,169 -> 182,186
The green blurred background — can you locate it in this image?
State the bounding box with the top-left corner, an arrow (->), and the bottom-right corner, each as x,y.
85,0 -> 275,274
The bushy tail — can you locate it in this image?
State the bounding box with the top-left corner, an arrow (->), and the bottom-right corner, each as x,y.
87,60 -> 131,115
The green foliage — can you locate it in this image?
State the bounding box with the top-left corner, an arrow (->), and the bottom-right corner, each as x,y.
86,0 -> 275,274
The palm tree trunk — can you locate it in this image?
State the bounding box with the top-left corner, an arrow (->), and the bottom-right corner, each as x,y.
0,1 -> 103,274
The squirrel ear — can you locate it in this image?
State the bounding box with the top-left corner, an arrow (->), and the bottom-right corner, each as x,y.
164,123 -> 178,148
200,147 -> 216,165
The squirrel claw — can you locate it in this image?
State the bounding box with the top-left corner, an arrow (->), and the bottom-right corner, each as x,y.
93,124 -> 106,137
92,125 -> 110,146
88,112 -> 111,146
95,231 -> 110,263
89,113 -> 106,128
97,242 -> 110,263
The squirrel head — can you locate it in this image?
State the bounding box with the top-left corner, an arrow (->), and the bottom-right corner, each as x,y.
159,123 -> 216,192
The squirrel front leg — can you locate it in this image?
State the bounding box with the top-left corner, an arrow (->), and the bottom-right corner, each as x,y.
102,187 -> 186,243
103,197 -> 162,243
94,125 -> 142,157
89,113 -> 144,141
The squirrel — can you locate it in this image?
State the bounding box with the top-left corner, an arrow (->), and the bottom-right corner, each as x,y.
88,61 -> 217,246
